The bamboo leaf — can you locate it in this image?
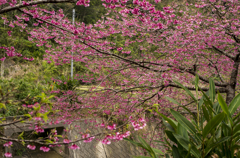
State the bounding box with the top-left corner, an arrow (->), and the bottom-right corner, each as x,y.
202,112 -> 225,139
177,123 -> 189,141
173,81 -> 197,102
165,97 -> 197,120
170,109 -> 196,135
218,92 -> 229,115
229,93 -> 240,116
204,136 -> 231,156
173,133 -> 200,158
198,87 -> 213,107
209,78 -> 216,103
0,103 -> 6,109
172,145 -> 180,158
155,109 -> 177,130
202,105 -> 210,122
152,148 -> 164,155
165,130 -> 178,144
133,156 -> 152,158
233,123 -> 240,135
138,136 -> 156,158
124,138 -> 145,149
218,92 -> 233,126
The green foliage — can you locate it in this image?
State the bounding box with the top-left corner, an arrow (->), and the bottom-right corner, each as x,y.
124,136 -> 164,158
0,76 -> 45,116
55,75 -> 80,91
126,76 -> 240,158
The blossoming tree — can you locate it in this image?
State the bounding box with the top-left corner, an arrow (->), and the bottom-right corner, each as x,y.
1,0 -> 240,157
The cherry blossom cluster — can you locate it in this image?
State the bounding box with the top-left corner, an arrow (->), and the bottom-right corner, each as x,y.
101,131 -> 131,144
130,117 -> 147,131
1,0 -> 240,157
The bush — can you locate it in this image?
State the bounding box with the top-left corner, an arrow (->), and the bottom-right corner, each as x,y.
125,76 -> 240,158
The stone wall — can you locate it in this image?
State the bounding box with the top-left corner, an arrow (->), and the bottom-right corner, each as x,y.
3,117 -> 164,158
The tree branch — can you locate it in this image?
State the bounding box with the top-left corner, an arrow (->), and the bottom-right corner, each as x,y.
168,83 -> 227,93
211,46 -> 235,60
0,0 -> 76,14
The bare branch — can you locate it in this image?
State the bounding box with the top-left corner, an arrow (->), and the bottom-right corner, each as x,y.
0,0 -> 76,14
0,133 -> 103,145
211,46 -> 235,60
168,83 -> 227,93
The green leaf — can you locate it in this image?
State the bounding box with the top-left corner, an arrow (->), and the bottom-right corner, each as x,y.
233,123 -> 240,135
18,131 -> 24,140
165,130 -> 178,144
170,109 -> 196,135
132,156 -> 152,158
204,136 -> 231,156
24,114 -> 31,118
172,145 -> 180,158
0,103 -> 6,109
204,100 -> 215,116
229,93 -> 240,116
233,130 -> 240,139
195,75 -> 199,91
218,92 -> 229,115
124,138 -> 144,149
218,92 -> 233,125
209,78 -> 216,103
165,154 -> 170,158
138,136 -> 156,158
165,97 -> 197,120
152,148 -> 164,155
233,112 -> 240,121
185,144 -> 192,158
155,109 -> 177,130
202,112 -> 225,139
202,105 -> 210,122
163,120 -> 175,132
198,88 -> 213,107
222,122 -> 231,136
177,123 -> 189,141
173,133 -> 200,158
173,81 -> 197,102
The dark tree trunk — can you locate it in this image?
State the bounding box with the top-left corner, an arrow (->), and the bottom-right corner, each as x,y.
226,55 -> 240,105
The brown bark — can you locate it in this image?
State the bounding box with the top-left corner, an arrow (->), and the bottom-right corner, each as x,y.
226,54 -> 240,105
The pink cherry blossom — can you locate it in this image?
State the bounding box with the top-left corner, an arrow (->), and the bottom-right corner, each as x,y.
3,142 -> 12,147
63,139 -> 71,143
69,144 -> 80,150
4,152 -> 12,157
27,145 -> 36,150
40,146 -> 50,152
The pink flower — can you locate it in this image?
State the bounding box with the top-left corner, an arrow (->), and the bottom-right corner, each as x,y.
27,145 -> 36,150
82,134 -> 95,143
100,123 -> 105,127
69,144 -> 80,150
117,47 -> 123,51
40,146 -> 50,152
22,1 -> 29,5
4,141 -> 12,147
35,125 -> 44,133
107,124 -> 116,130
34,117 -> 41,121
101,138 -> 111,145
82,134 -> 90,139
4,152 -> 12,157
0,57 -> 6,61
8,23 -> 14,28
63,139 -> 71,144
132,8 -> 139,15
7,31 -> 12,36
